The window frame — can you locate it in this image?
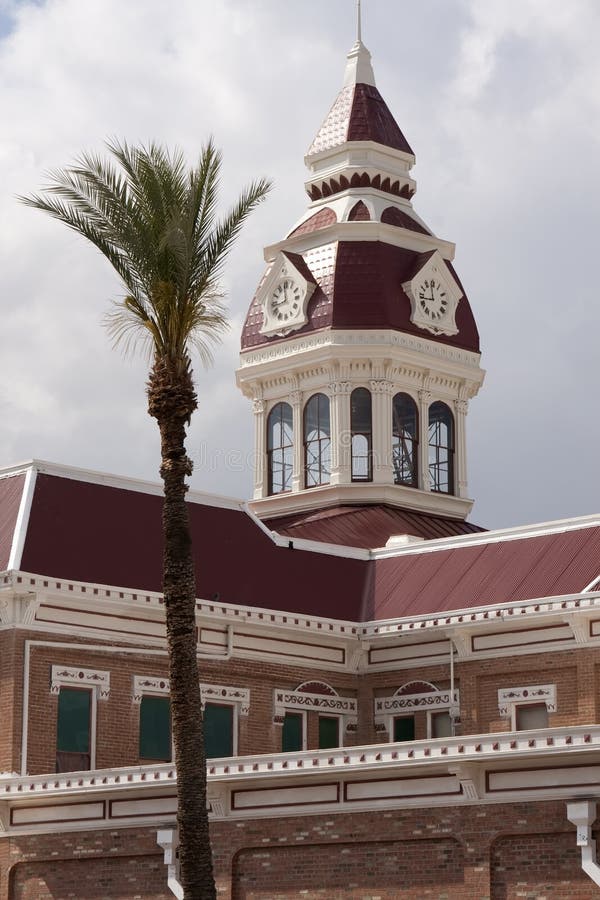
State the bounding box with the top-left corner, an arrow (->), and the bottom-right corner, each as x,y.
428,401 -> 455,495
204,701 -> 238,759
428,709 -> 453,739
350,387 -> 373,482
267,401 -> 294,495
281,710 -> 307,752
513,702 -> 550,732
318,714 -> 342,749
392,392 -> 419,487
138,694 -> 172,763
303,393 -> 331,488
55,685 -> 95,772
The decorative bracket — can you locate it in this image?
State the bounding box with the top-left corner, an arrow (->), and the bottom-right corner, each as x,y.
448,764 -> 482,801
207,784 -> 228,818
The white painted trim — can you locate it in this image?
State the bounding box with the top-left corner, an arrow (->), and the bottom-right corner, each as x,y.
582,574 -> 600,592
497,684 -> 556,725
7,466 -> 36,571
51,665 -> 110,699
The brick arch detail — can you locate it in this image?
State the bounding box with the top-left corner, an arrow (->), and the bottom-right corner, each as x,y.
295,680 -> 338,696
395,680 -> 439,696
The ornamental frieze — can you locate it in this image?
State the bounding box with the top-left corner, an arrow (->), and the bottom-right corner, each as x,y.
497,684 -> 556,718
132,675 -> 250,715
50,665 -> 110,699
273,687 -> 357,730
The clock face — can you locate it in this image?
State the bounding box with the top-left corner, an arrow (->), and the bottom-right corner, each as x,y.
269,278 -> 302,323
417,277 -> 448,321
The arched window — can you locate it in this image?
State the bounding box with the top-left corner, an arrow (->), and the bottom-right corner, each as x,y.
428,402 -> 454,494
351,388 -> 372,482
267,402 -> 293,495
392,393 -> 418,487
304,394 -> 331,488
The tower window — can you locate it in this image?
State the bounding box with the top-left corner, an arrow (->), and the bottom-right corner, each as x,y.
304,393 -> 331,488
428,401 -> 454,494
392,393 -> 418,487
351,388 -> 372,482
267,402 -> 293,495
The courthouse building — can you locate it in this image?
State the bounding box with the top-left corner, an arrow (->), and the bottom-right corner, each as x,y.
1,24 -> 600,900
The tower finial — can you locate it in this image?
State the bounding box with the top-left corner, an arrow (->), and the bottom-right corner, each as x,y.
344,0 -> 375,86
357,0 -> 362,44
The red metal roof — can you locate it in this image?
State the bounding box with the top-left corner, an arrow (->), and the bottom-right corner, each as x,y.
18,472 -> 370,621
5,467 -> 599,623
308,83 -> 414,158
289,208 -> 337,237
370,526 -> 600,621
241,242 -> 480,353
0,473 -> 24,570
264,504 -> 484,549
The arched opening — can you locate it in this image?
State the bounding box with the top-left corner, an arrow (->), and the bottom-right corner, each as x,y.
351,387 -> 372,482
392,393 -> 418,487
267,402 -> 293,495
428,401 -> 454,494
304,393 -> 331,488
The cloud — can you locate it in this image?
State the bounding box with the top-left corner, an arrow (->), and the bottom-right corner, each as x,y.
0,0 -> 598,530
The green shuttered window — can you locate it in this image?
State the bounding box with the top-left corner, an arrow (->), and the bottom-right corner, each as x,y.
318,716 -> 339,749
393,717 -> 415,742
281,712 -> 303,752
56,687 -> 92,772
204,704 -> 234,759
139,696 -> 172,761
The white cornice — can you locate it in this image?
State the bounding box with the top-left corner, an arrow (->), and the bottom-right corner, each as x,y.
250,482 -> 474,521
305,140 -> 415,172
238,328 -> 483,384
264,221 -> 455,262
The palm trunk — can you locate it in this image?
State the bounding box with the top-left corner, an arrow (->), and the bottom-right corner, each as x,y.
148,355 -> 216,900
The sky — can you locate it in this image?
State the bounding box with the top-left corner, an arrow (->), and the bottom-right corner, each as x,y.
0,0 -> 599,531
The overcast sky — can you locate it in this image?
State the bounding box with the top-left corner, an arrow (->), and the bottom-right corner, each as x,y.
0,0 -> 599,531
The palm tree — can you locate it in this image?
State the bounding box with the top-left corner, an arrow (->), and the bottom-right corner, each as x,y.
21,140 -> 270,898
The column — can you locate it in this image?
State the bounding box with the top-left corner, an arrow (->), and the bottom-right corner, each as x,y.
418,389 -> 432,491
252,398 -> 267,499
329,380 -> 352,485
290,389 -> 303,492
454,397 -> 469,498
370,379 -> 394,484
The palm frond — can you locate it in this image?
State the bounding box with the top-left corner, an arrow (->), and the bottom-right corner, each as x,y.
21,140 -> 271,367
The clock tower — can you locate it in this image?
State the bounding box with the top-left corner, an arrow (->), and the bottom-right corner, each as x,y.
236,25 -> 485,533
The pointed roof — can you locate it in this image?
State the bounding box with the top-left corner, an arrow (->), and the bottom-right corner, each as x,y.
307,37 -> 414,158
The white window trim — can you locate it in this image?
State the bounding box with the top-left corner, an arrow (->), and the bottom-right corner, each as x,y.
497,684 -> 556,730
273,686 -> 357,742
375,688 -> 459,738
51,665 -> 109,770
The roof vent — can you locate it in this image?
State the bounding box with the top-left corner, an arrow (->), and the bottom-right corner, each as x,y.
385,533 -> 425,548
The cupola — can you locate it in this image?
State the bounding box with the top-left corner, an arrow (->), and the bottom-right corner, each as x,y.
236,15 -> 485,528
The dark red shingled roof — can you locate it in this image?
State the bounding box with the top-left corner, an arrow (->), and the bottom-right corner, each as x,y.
0,473 -> 24,570
264,504 -> 485,549
308,83 -> 414,157
289,207 -> 337,237
241,242 -> 480,354
381,206 -> 431,235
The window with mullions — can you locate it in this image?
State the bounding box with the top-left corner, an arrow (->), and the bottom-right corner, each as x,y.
204,703 -> 234,759
56,687 -> 91,773
392,393 -> 418,487
139,695 -> 172,761
267,402 -> 293,495
351,387 -> 372,481
428,401 -> 455,494
304,393 -> 331,487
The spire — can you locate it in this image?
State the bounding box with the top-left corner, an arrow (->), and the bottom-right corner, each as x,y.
344,0 -> 376,87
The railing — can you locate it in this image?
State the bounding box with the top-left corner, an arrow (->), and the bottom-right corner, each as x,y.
2,724 -> 600,799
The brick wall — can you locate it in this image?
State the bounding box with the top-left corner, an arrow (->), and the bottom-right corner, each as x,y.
3,801 -> 598,900
13,630 -> 600,777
